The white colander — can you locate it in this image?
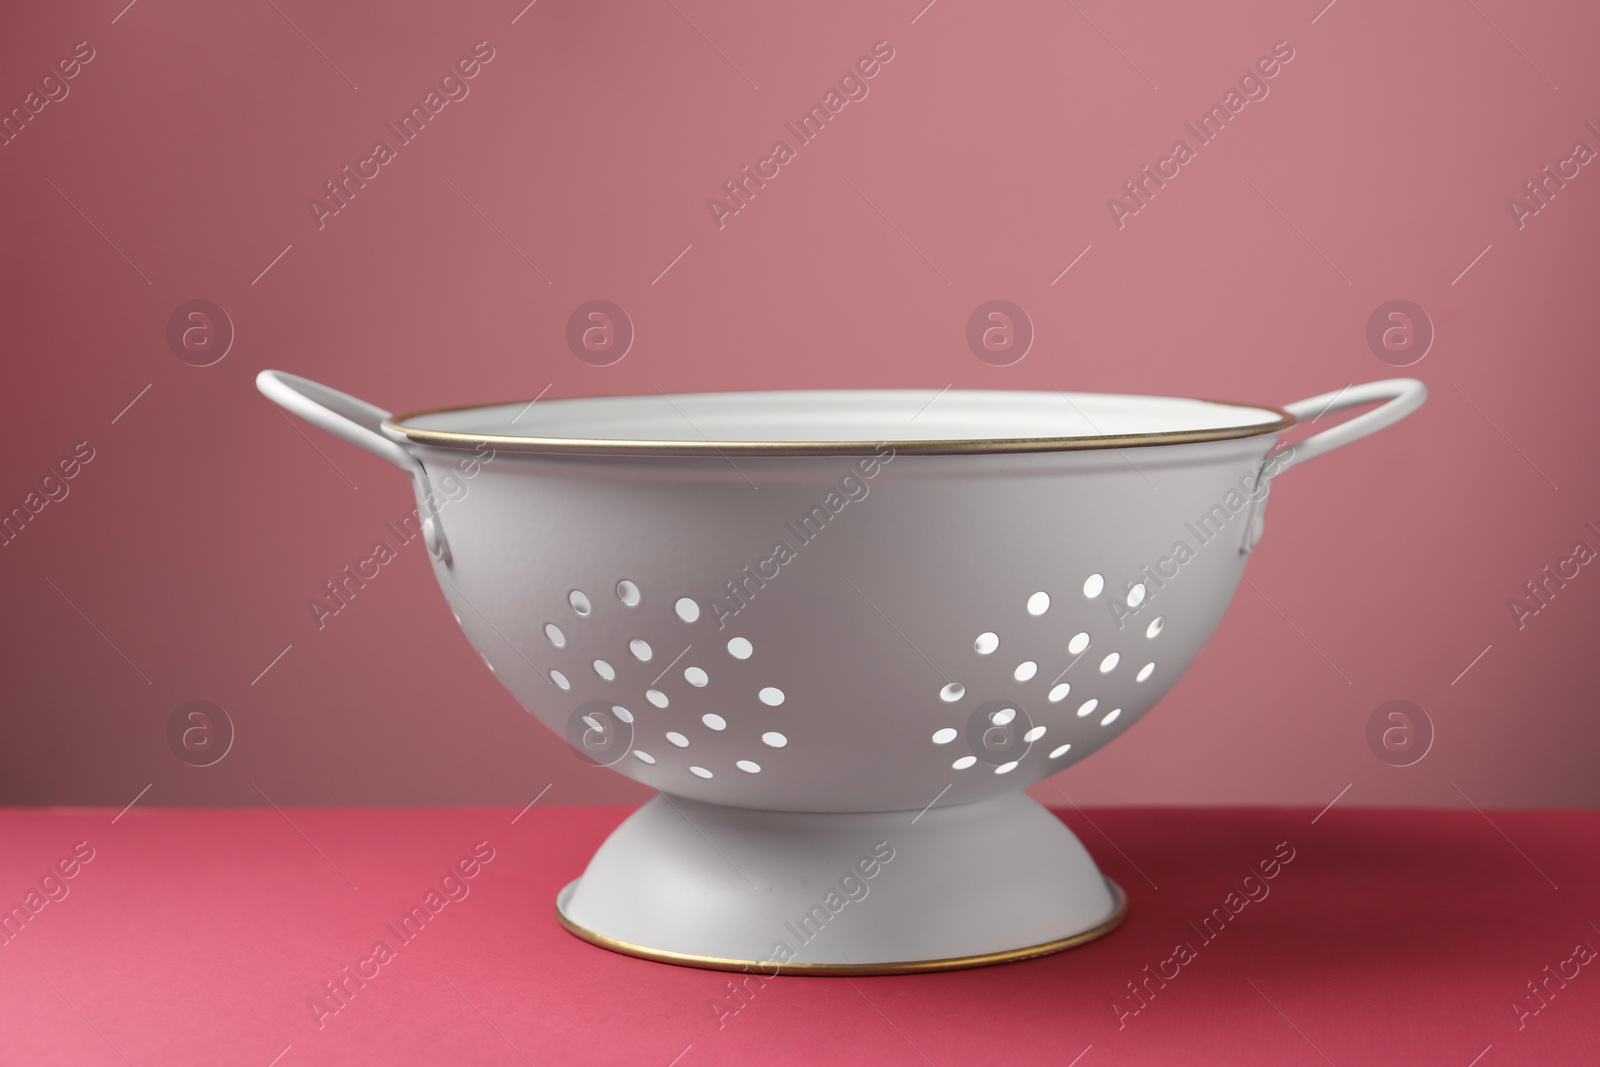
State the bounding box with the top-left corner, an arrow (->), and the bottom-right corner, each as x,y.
258,372 -> 1425,974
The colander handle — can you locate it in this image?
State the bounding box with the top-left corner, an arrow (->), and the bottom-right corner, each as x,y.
1274,378 -> 1427,473
255,370 -> 452,565
1239,378 -> 1426,553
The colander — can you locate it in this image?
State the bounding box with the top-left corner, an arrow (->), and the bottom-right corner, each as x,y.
257,371 -> 1425,974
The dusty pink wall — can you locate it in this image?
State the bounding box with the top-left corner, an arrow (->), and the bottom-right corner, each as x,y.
1,0 -> 1595,809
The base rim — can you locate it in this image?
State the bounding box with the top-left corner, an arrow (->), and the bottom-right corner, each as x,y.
554,877 -> 1127,976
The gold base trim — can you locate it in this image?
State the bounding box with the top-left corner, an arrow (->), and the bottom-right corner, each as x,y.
554,878 -> 1127,976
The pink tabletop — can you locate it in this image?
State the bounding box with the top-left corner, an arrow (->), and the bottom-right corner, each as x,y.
2,805 -> 1595,1065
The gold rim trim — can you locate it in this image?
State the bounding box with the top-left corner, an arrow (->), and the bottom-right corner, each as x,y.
553,878 -> 1127,976
383,393 -> 1296,457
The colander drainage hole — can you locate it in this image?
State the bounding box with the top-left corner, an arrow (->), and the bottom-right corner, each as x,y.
1100,708 -> 1122,726
1048,683 -> 1071,702
759,686 -> 785,706
702,714 -> 726,731
1027,591 -> 1050,616
1126,584 -> 1146,608
1083,573 -> 1104,598
991,708 -> 1016,726
666,732 -> 689,747
630,639 -> 653,662
931,728 -> 958,745
550,670 -> 570,690
1147,616 -> 1165,639
1014,661 -> 1037,682
690,766 -> 712,779
727,637 -> 753,659
1137,662 -> 1155,682
633,750 -> 656,764
612,705 -> 633,723
544,623 -> 566,648
593,659 -> 615,680
1049,743 -> 1072,759
675,597 -> 700,623
995,761 -> 1018,774
569,590 -> 592,616
1076,698 -> 1098,718
685,666 -> 708,687
617,580 -> 641,606
1099,652 -> 1119,673
939,683 -> 965,703
646,689 -> 668,708
761,731 -> 787,748
1023,726 -> 1046,742
952,756 -> 977,770
1068,632 -> 1089,655
974,632 -> 999,655
736,760 -> 761,774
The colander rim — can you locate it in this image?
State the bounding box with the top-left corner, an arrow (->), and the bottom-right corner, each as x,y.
383,388 -> 1297,457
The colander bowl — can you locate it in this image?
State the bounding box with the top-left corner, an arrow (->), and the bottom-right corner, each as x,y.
258,372 -> 1424,974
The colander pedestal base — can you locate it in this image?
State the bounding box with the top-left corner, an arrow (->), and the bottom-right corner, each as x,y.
555,791 -> 1126,975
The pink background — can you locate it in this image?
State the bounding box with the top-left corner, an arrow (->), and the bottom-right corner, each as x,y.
2,0 -> 1597,810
